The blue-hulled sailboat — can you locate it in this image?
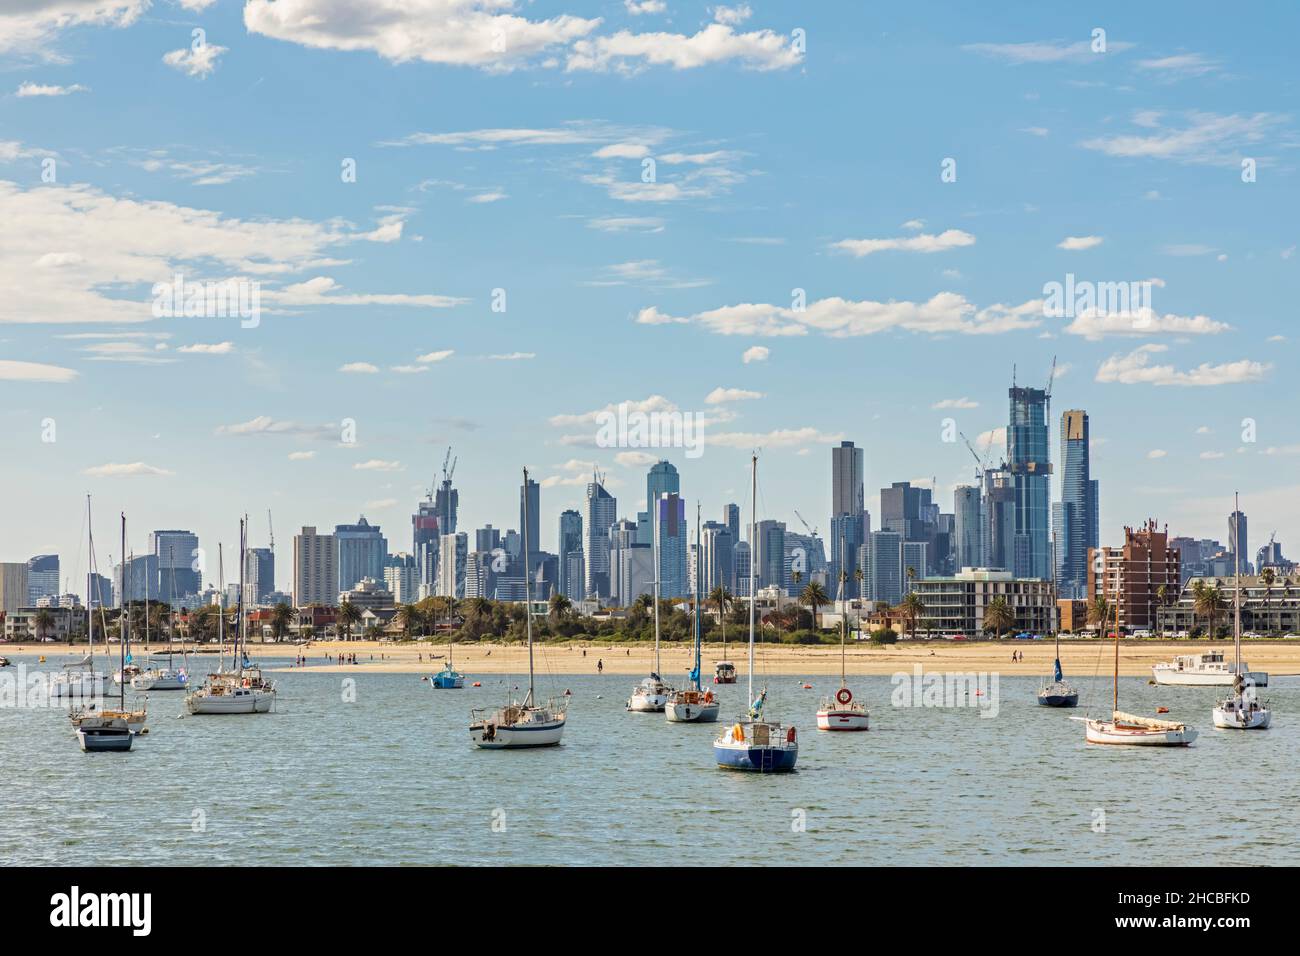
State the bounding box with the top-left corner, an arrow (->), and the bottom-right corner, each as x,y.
430,635 -> 465,688
713,454 -> 797,772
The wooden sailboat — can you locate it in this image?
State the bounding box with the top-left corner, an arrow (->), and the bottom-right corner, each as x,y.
713,454 -> 798,772
1083,578 -> 1196,746
666,504 -> 720,722
627,485 -> 673,712
1213,496 -> 1271,730
816,541 -> 869,730
470,467 -> 566,748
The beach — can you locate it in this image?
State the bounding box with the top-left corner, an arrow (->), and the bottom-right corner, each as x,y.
7,638 -> 1299,677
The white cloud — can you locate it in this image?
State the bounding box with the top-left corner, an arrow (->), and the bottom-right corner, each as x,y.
84,461 -> 174,478
707,427 -> 844,449
1137,52 -> 1219,78
0,359 -> 78,383
488,352 -> 535,360
364,498 -> 399,510
741,345 -> 769,364
705,387 -> 763,404
594,142 -> 651,159
288,450 -> 317,460
215,416 -> 337,439
270,276 -> 465,309
466,190 -> 507,203
1095,344 -> 1270,387
1147,449 -> 1167,459
713,5 -> 752,26
550,394 -> 677,428
567,22 -> 802,72
1064,310 -> 1231,340
625,1 -> 666,14
832,229 -> 975,257
417,349 -> 454,363
162,43 -> 228,78
354,459 -> 403,472
390,365 -> 429,374
1195,426 -> 1211,434
16,81 -> 88,96
0,1 -> 146,56
637,292 -> 1042,338
339,362 -> 380,374
932,397 -> 979,409
963,38 -> 1134,64
1020,126 -> 1049,137
1200,451 -> 1225,460
587,215 -> 665,233
1081,111 -> 1284,166
614,450 -> 658,467
176,341 -> 234,354
1057,235 -> 1103,250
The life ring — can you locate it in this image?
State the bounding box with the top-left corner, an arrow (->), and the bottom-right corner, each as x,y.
835,687 -> 853,705
731,723 -> 744,742
786,727 -> 797,743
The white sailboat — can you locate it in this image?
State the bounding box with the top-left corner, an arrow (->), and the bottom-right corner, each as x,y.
713,454 -> 798,772
185,520 -> 276,715
666,504 -> 720,723
53,496 -> 108,702
1213,496 -> 1271,730
1083,581 -> 1196,746
470,466 -> 566,748
132,556 -> 189,691
627,486 -> 673,713
816,542 -> 869,731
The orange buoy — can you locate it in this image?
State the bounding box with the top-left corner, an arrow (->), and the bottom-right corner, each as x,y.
472,682 -> 481,687
1156,706 -> 1169,714
802,683 -> 813,689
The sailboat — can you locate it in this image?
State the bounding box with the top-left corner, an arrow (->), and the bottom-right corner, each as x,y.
1213,496 -> 1272,730
430,633 -> 465,689
73,513 -> 147,737
666,504 -> 720,723
1082,580 -> 1196,746
470,466 -> 566,748
112,549 -> 143,685
54,497 -> 108,702
627,487 -> 673,712
714,454 -> 798,772
132,555 -> 188,690
185,519 -> 276,714
1038,531 -> 1078,707
713,587 -> 736,684
816,542 -> 869,730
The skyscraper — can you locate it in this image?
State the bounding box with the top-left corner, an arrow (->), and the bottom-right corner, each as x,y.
26,554 -> 59,605
245,546 -> 275,604
584,478 -> 617,600
641,460 -> 680,544
732,541 -> 752,597
412,498 -> 440,599
984,465 -> 1016,571
655,492 -> 688,598
953,486 -> 982,569
0,563 -> 29,614
1008,384 -> 1052,580
830,441 -> 867,598
293,527 -> 338,606
699,521 -> 734,596
723,503 -> 740,545
383,553 -> 419,603
437,532 -> 468,598
335,516 -> 387,592
558,509 -> 584,601
520,476 -> 540,557
1229,509 -> 1249,573
435,471 -> 458,536
753,520 -> 787,591
864,530 -> 903,606
831,440 -> 865,516
150,529 -> 200,600
1056,409 -> 1097,599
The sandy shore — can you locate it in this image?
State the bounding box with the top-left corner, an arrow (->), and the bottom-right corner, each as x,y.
7,639 -> 1298,678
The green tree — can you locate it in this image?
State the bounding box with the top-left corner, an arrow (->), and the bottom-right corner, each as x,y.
895,591 -> 925,640
800,581 -> 829,630
270,602 -> 294,642
1087,596 -> 1111,634
338,600 -> 362,642
984,596 -> 1014,640
32,608 -> 55,642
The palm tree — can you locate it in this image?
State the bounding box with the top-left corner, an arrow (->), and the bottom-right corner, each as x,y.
1155,584 -> 1168,637
800,581 -> 829,630
338,600 -> 362,642
984,596 -> 1014,640
548,592 -> 572,623
708,585 -> 731,650
469,596 -> 494,620
895,591 -> 925,640
395,603 -> 420,640
32,608 -> 55,642
1192,581 -> 1225,639
1260,567 -> 1276,635
270,602 -> 294,643
1087,596 -> 1111,635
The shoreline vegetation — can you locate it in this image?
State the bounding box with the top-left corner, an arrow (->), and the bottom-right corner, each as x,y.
4,638 -> 1299,677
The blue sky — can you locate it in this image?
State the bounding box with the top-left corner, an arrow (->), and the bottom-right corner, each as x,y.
1,0 -> 1297,591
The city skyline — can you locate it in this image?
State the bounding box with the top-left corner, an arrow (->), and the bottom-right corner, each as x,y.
2,2 -> 1297,583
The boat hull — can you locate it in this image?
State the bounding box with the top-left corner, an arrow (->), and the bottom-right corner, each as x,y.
185,690 -> 275,714
627,692 -> 668,712
1212,704 -> 1272,730
1151,667 -> 1268,687
815,708 -> 870,731
1037,692 -> 1079,708
76,720 -> 133,752
132,672 -> 187,691
713,738 -> 798,772
470,717 -> 565,748
1085,719 -> 1197,746
431,674 -> 465,689
665,700 -> 720,723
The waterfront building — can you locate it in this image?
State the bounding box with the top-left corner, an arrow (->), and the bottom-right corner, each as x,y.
1088,520 -> 1180,632
26,554 -> 59,606
911,568 -> 1056,636
437,532 -> 468,599
293,527 -> 338,606
335,516 -> 387,592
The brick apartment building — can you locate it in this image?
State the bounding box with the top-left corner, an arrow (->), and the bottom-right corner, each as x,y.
1088,519 -> 1180,632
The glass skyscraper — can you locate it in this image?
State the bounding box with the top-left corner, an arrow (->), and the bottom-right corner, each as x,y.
1055,409 -> 1098,598
1007,385 -> 1052,580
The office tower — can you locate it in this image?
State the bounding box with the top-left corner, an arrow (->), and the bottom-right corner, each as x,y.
476,525 -> 501,556
504,529 -> 522,562
584,478 -> 617,599
464,551 -> 495,600
558,509 -> 584,601
437,532 -> 468,598
829,513 -> 865,599
335,516 -> 387,592
245,547 -> 275,605
383,553 -> 419,603
641,460 -> 680,544
1229,509 -> 1249,573
519,476 -> 540,558
0,562 -> 29,613
1055,409 -> 1097,599
902,542 -> 928,592
984,465 -> 1016,571
435,471 -> 458,537
954,486 -> 982,569
87,572 -> 112,609
26,554 -> 59,605
1008,383 -> 1052,579
293,527 -> 338,606
723,503 -> 740,546
412,497 -> 440,599
699,521 -> 734,596
753,520 -> 787,591
785,531 -> 828,593
150,530 -> 200,600
613,541 -> 654,607
655,492 -> 688,598
832,440 -> 866,517
113,553 -> 158,605
864,530 -> 903,606
732,541 -> 751,597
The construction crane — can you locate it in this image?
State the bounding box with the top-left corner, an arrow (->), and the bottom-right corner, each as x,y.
441,445 -> 457,486
793,509 -> 819,539
267,510 -> 275,555
959,431 -> 993,483
1045,354 -> 1057,402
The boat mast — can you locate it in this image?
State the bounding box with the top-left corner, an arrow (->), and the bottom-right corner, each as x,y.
693,502 -> 701,691
748,453 -> 756,712
522,466 -> 534,707
217,543 -> 225,673
652,486 -> 661,678
1051,529 -> 1060,669
1233,493 -> 1242,677
238,517 -> 246,669
839,537 -> 847,688
86,495 -> 94,664
1112,573 -> 1119,715
119,513 -> 126,710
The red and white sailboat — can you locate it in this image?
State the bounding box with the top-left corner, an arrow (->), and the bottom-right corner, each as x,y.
816,544 -> 869,731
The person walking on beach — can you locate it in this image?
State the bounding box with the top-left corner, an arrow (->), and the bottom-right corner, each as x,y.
597,659 -> 603,674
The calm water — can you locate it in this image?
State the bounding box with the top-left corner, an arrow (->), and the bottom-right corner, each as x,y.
3,655 -> 1298,866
